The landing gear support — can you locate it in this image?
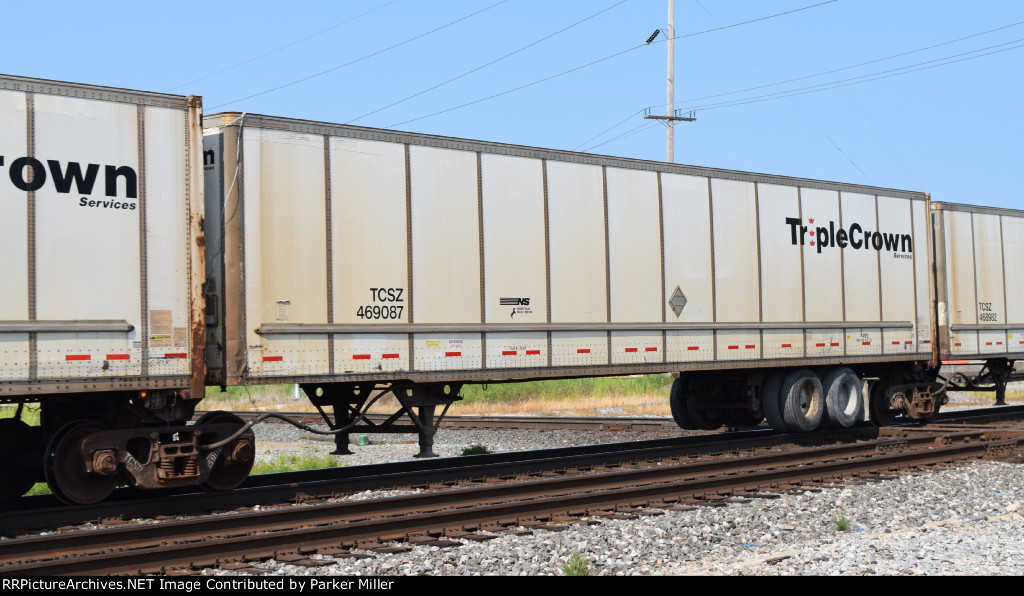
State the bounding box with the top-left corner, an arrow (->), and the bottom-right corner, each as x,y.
302,382 -> 462,459
941,358 -> 1015,406
305,383 -> 377,455
396,384 -> 462,458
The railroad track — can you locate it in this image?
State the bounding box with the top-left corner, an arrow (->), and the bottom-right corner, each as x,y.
3,407 -> 1023,576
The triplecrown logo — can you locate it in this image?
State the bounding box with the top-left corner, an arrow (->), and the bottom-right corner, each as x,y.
1,155 -> 138,210
785,217 -> 912,255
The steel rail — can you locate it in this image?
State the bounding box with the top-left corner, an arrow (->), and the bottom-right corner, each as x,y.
4,426 -> 1022,575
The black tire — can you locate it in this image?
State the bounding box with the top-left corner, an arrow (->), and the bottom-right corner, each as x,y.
780,369 -> 824,432
822,367 -> 864,428
684,374 -> 723,431
687,397 -> 723,431
669,375 -> 696,430
761,370 -> 789,432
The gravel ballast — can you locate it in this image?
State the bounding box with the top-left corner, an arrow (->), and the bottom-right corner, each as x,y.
234,417 -> 1024,576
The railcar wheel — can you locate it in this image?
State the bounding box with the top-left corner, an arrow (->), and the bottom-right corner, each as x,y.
199,411 -> 255,492
822,367 -> 864,428
761,371 -> 789,432
44,421 -> 117,505
868,382 -> 897,427
0,419 -> 37,498
669,375 -> 696,430
780,369 -> 824,432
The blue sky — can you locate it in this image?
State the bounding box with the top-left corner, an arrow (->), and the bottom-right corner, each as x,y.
5,0 -> 1023,208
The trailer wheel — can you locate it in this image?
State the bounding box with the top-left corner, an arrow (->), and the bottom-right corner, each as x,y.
761,370 -> 789,432
44,421 -> 118,505
669,375 -> 696,430
822,368 -> 864,428
780,369 -> 824,432
868,381 -> 897,427
683,375 -> 724,431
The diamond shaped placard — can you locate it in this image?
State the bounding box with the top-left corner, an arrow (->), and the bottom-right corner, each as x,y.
669,286 -> 687,317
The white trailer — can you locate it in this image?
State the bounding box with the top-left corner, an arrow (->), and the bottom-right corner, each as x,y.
932,202 -> 1024,404
203,112 -> 941,453
0,74 -> 252,504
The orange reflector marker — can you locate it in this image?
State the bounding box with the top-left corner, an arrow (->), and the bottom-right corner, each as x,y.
645,347 -> 658,352
65,355 -> 90,361
526,350 -> 541,355
687,346 -> 699,351
577,349 -> 590,354
445,352 -> 461,357
745,345 -> 756,349
106,354 -> 130,360
625,348 -> 638,353
382,353 -> 400,359
165,353 -> 188,359
727,345 -> 739,350
781,343 -> 792,348
263,356 -> 283,362
502,350 -> 517,356
352,354 -> 371,360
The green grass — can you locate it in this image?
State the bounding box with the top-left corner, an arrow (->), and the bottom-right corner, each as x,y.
460,375 -> 668,404
26,483 -> 50,496
834,509 -> 851,532
460,444 -> 491,456
562,552 -> 593,576
204,384 -> 297,407
251,452 -> 341,475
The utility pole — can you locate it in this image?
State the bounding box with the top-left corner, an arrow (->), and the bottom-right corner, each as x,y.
644,0 -> 695,163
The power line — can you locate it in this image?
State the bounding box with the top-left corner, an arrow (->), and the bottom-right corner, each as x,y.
582,40 -> 1024,154
579,21 -> 1024,153
385,0 -> 841,128
347,0 -> 630,124
679,37 -> 1024,113
648,19 -> 1024,111
209,0 -> 510,110
694,0 -> 872,185
168,0 -> 402,91
583,121 -> 660,152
